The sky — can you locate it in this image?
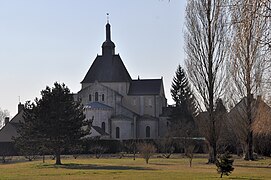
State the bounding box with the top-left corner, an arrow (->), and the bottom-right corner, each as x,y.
0,0 -> 187,117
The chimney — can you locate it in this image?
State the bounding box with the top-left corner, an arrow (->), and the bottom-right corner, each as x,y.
18,103 -> 24,113
4,117 -> 9,125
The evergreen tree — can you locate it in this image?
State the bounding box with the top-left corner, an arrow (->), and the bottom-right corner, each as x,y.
171,65 -> 198,115
170,65 -> 198,136
216,152 -> 234,178
14,101 -> 50,161
15,82 -> 86,165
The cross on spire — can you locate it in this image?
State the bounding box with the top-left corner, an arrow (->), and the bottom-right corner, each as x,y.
106,13 -> 109,24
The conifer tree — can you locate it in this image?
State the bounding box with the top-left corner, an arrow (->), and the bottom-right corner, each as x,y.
170,65 -> 198,130
216,152 -> 234,178
171,65 -> 198,113
15,82 -> 87,165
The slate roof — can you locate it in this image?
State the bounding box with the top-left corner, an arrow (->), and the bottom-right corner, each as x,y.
81,54 -> 132,83
92,126 -> 109,136
128,79 -> 162,95
85,102 -> 113,109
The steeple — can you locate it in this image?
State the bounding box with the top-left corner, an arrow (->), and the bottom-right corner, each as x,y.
81,17 -> 132,84
106,23 -> 111,41
102,14 -> 115,56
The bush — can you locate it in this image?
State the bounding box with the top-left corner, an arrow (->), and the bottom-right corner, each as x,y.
138,142 -> 156,164
89,144 -> 108,159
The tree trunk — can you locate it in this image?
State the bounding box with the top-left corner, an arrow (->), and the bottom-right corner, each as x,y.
55,153 -> 61,165
247,131 -> 253,160
208,146 -> 215,164
245,92 -> 254,161
133,141 -> 136,160
213,140 -> 217,163
207,0 -> 216,164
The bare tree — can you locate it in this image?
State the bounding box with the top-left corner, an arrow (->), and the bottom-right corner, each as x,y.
138,142 -> 156,164
184,0 -> 229,163
0,108 -> 9,129
228,98 -> 258,158
258,0 -> 271,49
228,0 -> 271,160
155,135 -> 174,159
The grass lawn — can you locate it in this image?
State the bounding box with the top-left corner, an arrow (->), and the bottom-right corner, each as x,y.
0,155 -> 270,179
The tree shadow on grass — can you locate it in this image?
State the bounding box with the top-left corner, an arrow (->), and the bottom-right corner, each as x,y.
235,164 -> 271,169
40,163 -> 155,171
149,163 -> 175,166
229,177 -> 263,180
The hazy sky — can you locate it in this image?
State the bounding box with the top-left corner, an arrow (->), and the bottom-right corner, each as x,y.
0,0 -> 187,116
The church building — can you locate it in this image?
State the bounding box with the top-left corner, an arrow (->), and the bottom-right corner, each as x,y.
74,22 -> 169,140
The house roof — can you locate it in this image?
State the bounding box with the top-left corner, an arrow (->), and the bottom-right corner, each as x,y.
92,126 -> 109,136
0,110 -> 24,142
85,102 -> 113,110
128,79 -> 163,95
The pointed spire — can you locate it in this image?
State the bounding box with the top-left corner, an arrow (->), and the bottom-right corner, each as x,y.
106,13 -> 111,41
106,22 -> 111,41
102,13 -> 115,56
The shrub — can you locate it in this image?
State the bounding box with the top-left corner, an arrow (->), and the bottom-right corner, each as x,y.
138,142 -> 156,164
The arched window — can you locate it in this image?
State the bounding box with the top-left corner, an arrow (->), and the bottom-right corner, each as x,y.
102,94 -> 105,101
101,122 -> 105,131
89,94 -> 92,101
146,126 -> 150,138
95,92 -> 98,101
116,127 -> 120,139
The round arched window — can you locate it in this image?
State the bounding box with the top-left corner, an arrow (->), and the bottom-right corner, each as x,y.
116,127 -> 120,139
146,126 -> 150,138
95,92 -> 98,101
101,122 -> 105,131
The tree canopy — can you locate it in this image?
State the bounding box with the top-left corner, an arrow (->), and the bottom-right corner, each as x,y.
0,108 -> 9,129
15,82 -> 86,165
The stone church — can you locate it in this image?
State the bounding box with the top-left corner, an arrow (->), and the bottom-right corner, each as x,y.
74,22 -> 169,140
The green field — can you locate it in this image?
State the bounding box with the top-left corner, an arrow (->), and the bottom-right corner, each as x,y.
0,155 -> 270,179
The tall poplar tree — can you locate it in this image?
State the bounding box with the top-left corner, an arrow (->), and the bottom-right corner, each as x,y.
229,0 -> 271,160
184,0 -> 229,163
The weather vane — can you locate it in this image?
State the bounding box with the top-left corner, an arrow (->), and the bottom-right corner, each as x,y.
106,13 -> 109,23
